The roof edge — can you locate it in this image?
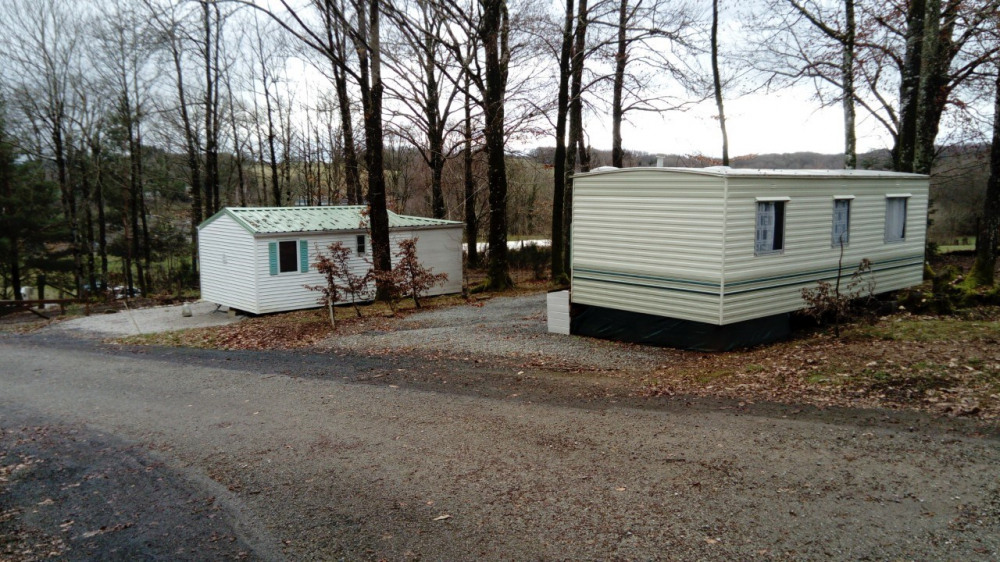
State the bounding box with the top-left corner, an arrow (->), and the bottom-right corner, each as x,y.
573,166 -> 929,180
197,208 -> 257,234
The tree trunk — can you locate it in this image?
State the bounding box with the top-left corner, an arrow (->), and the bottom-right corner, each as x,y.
52,111 -> 82,295
711,0 -> 729,166
894,0 -> 926,172
463,69 -> 479,268
611,0 -> 626,168
564,0 -> 588,275
481,0 -> 513,290
203,0 -> 221,215
170,29 -> 202,272
969,63 -> 1000,287
92,141 -> 108,287
913,0 -> 951,175
264,79 -> 281,206
334,61 -> 362,204
425,23 -> 446,219
551,0 -> 574,282
841,0 -> 856,169
356,0 -> 393,297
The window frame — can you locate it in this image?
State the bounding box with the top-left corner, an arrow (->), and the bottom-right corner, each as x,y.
754,197 -> 789,256
884,194 -> 910,244
356,234 -> 366,256
832,196 -> 853,248
278,240 -> 299,273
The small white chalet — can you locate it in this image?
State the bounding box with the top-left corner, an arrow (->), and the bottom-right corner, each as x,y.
198,206 -> 463,314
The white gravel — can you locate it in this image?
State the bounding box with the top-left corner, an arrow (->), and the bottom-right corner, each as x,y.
319,292 -> 679,370
46,300 -> 243,337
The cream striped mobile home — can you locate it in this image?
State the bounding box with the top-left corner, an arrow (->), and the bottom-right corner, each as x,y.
569,167 -> 928,349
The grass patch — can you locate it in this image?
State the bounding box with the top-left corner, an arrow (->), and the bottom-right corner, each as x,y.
846,316 -> 1000,343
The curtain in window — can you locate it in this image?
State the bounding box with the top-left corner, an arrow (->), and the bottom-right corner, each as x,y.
832,199 -> 850,246
885,198 -> 907,242
756,202 -> 776,254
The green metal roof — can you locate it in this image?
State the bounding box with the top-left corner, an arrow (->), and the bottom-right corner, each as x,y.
199,206 -> 462,235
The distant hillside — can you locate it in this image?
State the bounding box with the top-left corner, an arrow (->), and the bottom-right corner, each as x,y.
526,146 -> 895,170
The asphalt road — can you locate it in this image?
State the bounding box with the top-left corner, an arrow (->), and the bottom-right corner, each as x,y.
2,335 -> 999,560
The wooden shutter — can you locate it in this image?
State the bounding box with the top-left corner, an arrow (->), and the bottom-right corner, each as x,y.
268,242 -> 278,275
299,240 -> 309,272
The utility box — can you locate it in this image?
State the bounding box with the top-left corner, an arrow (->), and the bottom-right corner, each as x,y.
546,290 -> 570,335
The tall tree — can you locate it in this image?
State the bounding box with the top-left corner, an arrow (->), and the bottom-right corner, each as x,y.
711,0 -> 729,166
245,0 -> 394,295
0,99 -> 61,300
145,0 -> 203,269
969,57 -> 1000,286
201,0 -> 224,214
1,0 -> 85,295
384,0 -> 461,220
550,0 -> 575,283
478,0 -> 514,290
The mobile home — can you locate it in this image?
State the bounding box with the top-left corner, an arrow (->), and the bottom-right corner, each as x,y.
198,206 -> 463,314
568,167 -> 928,350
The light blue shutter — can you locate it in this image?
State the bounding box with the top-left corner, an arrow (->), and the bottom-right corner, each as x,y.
299,240 -> 309,272
268,242 -> 278,275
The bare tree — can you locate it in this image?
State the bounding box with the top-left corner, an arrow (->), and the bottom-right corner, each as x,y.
1,0 -> 86,294
711,0 -> 730,165
145,0 -> 204,269
970,55 -> 1000,286
241,0 -> 394,297
383,0 -> 464,220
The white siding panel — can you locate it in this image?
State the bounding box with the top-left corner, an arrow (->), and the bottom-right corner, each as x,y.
198,214 -> 259,313
392,227 -> 464,296
571,171 -> 725,323
254,226 -> 463,314
573,278 -> 721,325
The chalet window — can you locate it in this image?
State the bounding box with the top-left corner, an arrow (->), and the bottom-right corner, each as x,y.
268,240 -> 309,275
885,196 -> 909,243
832,198 -> 852,247
278,240 -> 299,272
755,200 -> 786,255
356,234 -> 366,255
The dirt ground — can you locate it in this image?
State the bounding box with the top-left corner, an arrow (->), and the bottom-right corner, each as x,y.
1,258 -> 998,558
2,335 -> 999,560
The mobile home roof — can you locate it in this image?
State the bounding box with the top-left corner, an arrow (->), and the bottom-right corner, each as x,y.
575,166 -> 928,180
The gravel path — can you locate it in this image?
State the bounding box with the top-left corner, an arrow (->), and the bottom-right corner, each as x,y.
318,293 -> 678,371
46,300 -> 243,337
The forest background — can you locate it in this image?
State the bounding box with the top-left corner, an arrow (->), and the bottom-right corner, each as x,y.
1,0 -> 999,300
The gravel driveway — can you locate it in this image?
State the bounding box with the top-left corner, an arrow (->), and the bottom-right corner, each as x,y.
318,293 -> 676,371
47,300 -> 242,337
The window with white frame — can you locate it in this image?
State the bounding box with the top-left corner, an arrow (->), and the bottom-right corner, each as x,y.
755,200 -> 786,255
832,198 -> 852,247
356,234 -> 366,255
884,196 -> 909,243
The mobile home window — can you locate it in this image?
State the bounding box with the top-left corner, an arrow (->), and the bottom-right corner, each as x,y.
755,200 -> 786,255
278,240 -> 299,272
885,196 -> 908,243
356,234 -> 366,255
832,198 -> 851,247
